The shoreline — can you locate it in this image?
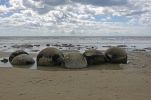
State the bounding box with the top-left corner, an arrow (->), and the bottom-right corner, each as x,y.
0,49 -> 151,100
0,50 -> 151,71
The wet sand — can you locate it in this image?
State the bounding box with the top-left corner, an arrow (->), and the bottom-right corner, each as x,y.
0,51 -> 151,100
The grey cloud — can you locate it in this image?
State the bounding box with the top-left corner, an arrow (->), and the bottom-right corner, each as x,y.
44,0 -> 67,6
71,0 -> 128,6
22,0 -> 128,14
22,0 -> 53,14
125,10 -> 148,16
41,0 -> 128,6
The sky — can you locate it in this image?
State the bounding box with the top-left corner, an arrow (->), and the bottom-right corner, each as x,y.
0,0 -> 151,36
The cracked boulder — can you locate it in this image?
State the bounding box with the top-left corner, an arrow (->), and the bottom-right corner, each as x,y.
83,49 -> 105,65
9,50 -> 29,63
105,47 -> 127,64
11,54 -> 35,65
64,52 -> 87,69
37,47 -> 64,66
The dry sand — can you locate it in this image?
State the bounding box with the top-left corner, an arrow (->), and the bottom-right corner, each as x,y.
0,51 -> 151,100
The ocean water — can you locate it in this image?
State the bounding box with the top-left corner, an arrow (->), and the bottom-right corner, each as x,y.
0,36 -> 151,69
0,36 -> 151,52
0,36 -> 151,53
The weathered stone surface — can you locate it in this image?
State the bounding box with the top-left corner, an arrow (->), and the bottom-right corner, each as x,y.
9,50 -> 29,62
64,52 -> 87,69
11,44 -> 33,48
37,48 -> 64,66
11,54 -> 35,65
105,47 -> 127,64
83,49 -> 105,65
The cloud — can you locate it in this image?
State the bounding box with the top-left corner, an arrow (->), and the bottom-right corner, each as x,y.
72,0 -> 128,6
0,0 -> 151,36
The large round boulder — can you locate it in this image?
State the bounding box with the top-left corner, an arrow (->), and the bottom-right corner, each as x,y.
64,52 -> 87,69
105,47 -> 127,64
11,54 -> 35,65
9,50 -> 29,62
83,49 -> 105,65
37,47 -> 64,66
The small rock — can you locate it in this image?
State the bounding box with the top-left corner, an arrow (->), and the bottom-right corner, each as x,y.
144,47 -> 151,50
33,44 -> 40,47
62,44 -> 74,47
133,49 -> 146,52
46,44 -> 50,46
131,46 -> 136,48
102,46 -> 112,48
31,50 -> 39,52
76,45 -> 81,46
1,58 -> 8,63
117,45 -> 127,48
52,44 -> 61,47
12,44 -> 33,48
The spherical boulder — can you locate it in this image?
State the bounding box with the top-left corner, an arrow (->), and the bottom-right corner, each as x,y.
64,52 -> 87,69
83,49 -> 105,65
11,54 -> 35,65
9,50 -> 29,62
37,47 -> 64,66
105,47 -> 127,64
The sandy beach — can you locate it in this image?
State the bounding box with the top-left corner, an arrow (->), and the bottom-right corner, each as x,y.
0,0 -> 151,98
0,50 -> 151,100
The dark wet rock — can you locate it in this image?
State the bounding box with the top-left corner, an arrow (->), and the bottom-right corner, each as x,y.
117,45 -> 127,48
11,54 -> 35,65
12,44 -> 33,48
144,47 -> 151,50
1,58 -> 8,63
105,47 -> 127,64
102,45 -> 112,48
83,49 -> 105,65
37,47 -> 64,66
62,44 -> 68,46
64,52 -> 87,69
86,46 -> 97,50
133,49 -> 146,52
131,46 -> 136,48
31,50 -> 40,52
52,44 -> 61,47
62,44 -> 74,47
77,47 -> 81,50
33,44 -> 40,47
46,44 -> 50,46
9,50 -> 29,62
